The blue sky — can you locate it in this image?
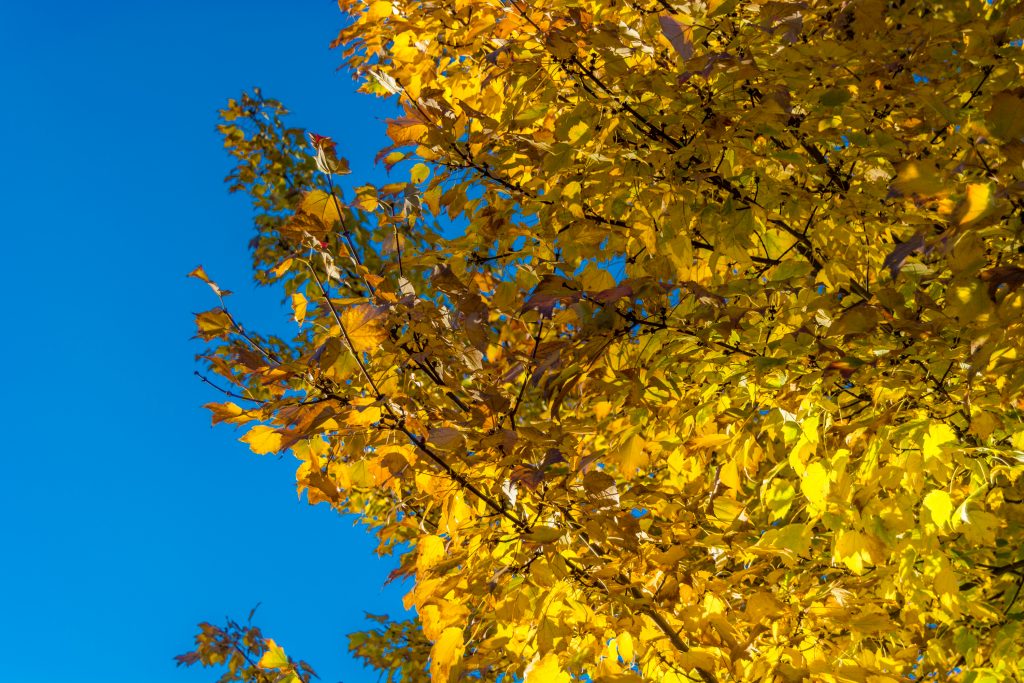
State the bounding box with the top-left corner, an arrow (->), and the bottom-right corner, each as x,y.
0,3 -> 408,682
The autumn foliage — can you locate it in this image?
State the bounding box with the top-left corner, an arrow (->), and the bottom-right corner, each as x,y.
179,1 -> 1024,682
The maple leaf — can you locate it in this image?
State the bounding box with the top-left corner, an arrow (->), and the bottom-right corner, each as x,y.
429,627 -> 464,683
240,425 -> 282,455
308,131 -> 351,175
385,116 -> 428,146
340,304 -> 388,352
299,189 -> 343,228
258,639 -> 289,670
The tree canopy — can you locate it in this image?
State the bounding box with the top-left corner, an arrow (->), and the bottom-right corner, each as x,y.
179,1 -> 1024,682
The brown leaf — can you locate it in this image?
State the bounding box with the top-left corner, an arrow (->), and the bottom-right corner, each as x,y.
522,275 -> 581,316
980,266 -> 1024,301
589,284 -> 633,304
510,464 -> 545,490
659,16 -> 694,60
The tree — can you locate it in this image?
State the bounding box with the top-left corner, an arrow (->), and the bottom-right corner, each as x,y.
178,1 -> 1024,682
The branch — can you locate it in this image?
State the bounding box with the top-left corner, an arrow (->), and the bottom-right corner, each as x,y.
507,319 -> 544,428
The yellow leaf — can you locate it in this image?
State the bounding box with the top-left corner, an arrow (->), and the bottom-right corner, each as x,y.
676,649 -> 718,674
712,496 -> 745,524
771,523 -> 812,556
194,309 -> 233,340
799,461 -> 829,513
959,183 -> 991,225
922,423 -> 957,460
524,653 -> 571,683
440,492 -> 474,538
615,433 -> 648,476
410,162 -> 431,184
567,120 -> 589,144
423,185 -> 442,215
346,404 -> 382,427
417,535 -> 446,572
719,458 -> 742,490
923,489 -> 953,528
687,433 -> 730,449
205,401 -> 249,425
355,187 -> 379,212
273,258 -> 293,277
617,632 -> 634,661
430,626 -> 465,683
366,0 -> 393,20
833,530 -> 871,574
341,305 -> 388,352
187,265 -> 225,295
744,592 -> 783,622
890,162 -> 945,198
241,425 -> 282,455
300,189 -> 342,227
292,293 -> 308,325
187,264 -> 212,283
258,639 -> 289,670
987,91 -> 1024,140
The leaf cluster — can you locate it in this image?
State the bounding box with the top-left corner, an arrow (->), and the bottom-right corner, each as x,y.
185,1 -> 1024,682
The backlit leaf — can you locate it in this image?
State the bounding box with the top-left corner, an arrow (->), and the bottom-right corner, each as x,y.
241,425 -> 282,455
958,183 -> 992,225
524,653 -> 570,683
430,627 -> 464,683
292,293 -> 308,325
923,490 -> 954,528
300,189 -> 342,227
340,305 -> 388,352
258,639 -> 289,670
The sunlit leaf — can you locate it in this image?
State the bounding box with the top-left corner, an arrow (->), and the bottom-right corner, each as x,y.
241,425 -> 282,455
258,639 -> 289,670
340,305 -> 388,352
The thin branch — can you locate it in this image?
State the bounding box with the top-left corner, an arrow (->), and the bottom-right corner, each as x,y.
305,260 -> 385,399
194,371 -> 267,405
507,319 -> 544,428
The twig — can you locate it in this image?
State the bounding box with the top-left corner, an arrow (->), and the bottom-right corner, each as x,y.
194,371 -> 266,404
507,319 -> 544,428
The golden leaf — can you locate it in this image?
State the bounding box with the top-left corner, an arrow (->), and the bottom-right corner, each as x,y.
241,425 -> 282,455
524,653 -> 571,683
272,258 -> 293,277
957,183 -> 992,225
410,162 -> 431,184
834,530 -> 873,574
187,265 -> 227,295
386,117 -> 428,146
258,639 -> 289,669
430,627 -> 464,683
923,489 -> 953,528
799,461 -> 829,514
417,535 -> 446,572
340,305 -> 388,352
366,0 -> 392,20
300,189 -> 342,227
291,293 -> 308,325
205,401 -> 249,425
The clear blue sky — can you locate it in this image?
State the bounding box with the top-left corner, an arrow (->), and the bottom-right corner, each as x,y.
0,3 -> 408,682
